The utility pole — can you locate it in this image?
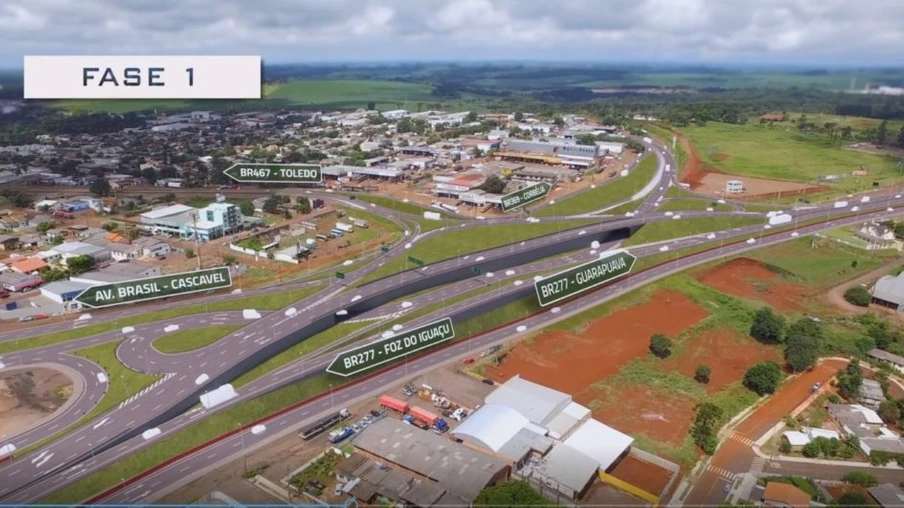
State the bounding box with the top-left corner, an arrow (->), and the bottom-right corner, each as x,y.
191,212 -> 202,270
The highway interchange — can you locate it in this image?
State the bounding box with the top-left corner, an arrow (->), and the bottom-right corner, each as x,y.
2,138 -> 904,504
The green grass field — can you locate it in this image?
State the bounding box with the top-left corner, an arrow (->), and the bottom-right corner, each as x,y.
152,325 -> 244,354
358,220 -> 594,284
0,285 -> 325,355
623,216 -> 764,247
535,155 -> 658,217
577,70 -> 904,91
680,121 -> 904,191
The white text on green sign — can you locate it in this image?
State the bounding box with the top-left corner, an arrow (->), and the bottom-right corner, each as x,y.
501,182 -> 551,212
534,250 -> 636,307
223,163 -> 322,183
74,267 -> 232,308
326,318 -> 455,377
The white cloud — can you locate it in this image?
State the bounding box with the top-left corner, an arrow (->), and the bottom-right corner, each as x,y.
1,0 -> 903,66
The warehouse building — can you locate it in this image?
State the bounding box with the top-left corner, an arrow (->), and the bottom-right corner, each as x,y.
505,140 -> 599,168
39,280 -> 91,303
452,375 -> 636,501
871,272 -> 904,311
350,418 -> 509,504
139,204 -> 197,235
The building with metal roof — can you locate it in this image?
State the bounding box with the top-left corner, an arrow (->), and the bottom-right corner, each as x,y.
351,418 -> 509,503
868,483 -> 904,508
485,374 -> 572,426
521,444 -> 599,500
871,273 -> 904,311
563,418 -> 634,472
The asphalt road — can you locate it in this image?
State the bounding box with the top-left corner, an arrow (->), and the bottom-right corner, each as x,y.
3,138 -> 904,502
89,205 -> 904,505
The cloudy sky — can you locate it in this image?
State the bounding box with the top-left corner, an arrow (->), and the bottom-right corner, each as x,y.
1,0 -> 903,68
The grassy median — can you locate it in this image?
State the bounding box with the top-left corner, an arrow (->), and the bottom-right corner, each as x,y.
0,285 -> 326,355
358,220 -> 594,284
534,155 -> 658,217
622,216 -> 764,247
658,198 -> 733,212
151,325 -> 245,354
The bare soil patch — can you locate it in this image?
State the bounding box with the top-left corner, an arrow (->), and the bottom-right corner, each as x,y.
711,153 -> 730,162
607,452 -> 673,496
0,368 -> 73,438
485,290 -> 709,394
586,386 -> 698,447
664,327 -> 782,393
695,258 -> 808,312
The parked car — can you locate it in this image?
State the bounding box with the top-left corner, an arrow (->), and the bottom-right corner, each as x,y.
18,316 -> 34,322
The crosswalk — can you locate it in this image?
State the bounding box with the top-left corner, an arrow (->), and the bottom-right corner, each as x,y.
730,431 -> 756,447
750,457 -> 767,475
707,465 -> 736,481
118,373 -> 175,409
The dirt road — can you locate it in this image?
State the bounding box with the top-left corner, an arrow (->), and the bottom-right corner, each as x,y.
825,259 -> 904,318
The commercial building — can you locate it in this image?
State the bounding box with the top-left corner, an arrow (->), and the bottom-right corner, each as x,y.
453,375 -> 636,501
40,280 -> 91,303
870,273 -> 904,311
49,241 -> 112,265
350,418 -> 509,504
725,180 -> 745,194
595,141 -> 625,155
70,262 -> 162,285
504,140 -> 599,168
0,272 -> 42,292
139,204 -> 197,235
761,481 -> 811,508
859,379 -> 886,409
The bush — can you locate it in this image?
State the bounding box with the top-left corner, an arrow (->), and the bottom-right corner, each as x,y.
695,365 -> 712,384
474,480 -> 551,507
750,307 -> 786,343
842,471 -> 878,487
843,286 -> 872,307
838,492 -> 869,506
649,333 -> 673,358
184,247 -> 195,259
779,439 -> 792,454
743,361 -> 785,395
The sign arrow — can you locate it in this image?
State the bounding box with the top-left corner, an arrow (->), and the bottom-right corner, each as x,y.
501,182 -> 552,212
223,163 -> 322,184
74,267 -> 232,309
534,249 -> 637,307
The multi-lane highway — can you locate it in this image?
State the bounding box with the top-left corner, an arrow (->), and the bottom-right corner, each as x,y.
1,137 -> 902,504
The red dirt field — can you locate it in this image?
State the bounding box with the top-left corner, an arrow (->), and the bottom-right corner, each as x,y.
485,290 -> 709,394
664,327 -> 782,392
695,258 -> 809,312
608,453 -> 673,496
586,386 -> 698,447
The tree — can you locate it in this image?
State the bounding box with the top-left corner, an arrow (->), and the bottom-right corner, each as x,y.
35,221 -> 52,233
474,480 -> 550,507
838,492 -> 869,506
295,196 -> 311,214
801,440 -> 821,458
695,365 -> 712,384
750,307 -> 786,344
837,359 -> 863,400
126,227 -> 139,240
141,166 -> 157,183
465,111 -> 478,123
513,112 -> 524,122
691,402 -> 723,453
743,361 -> 784,395
784,332 -> 820,373
876,119 -> 889,146
89,177 -> 112,197
897,124 -> 904,149
779,439 -> 792,454
238,200 -> 255,217
552,116 -> 565,127
649,333 -> 673,358
843,286 -> 872,307
102,221 -> 119,232
184,247 -> 195,259
262,195 -> 281,214
223,254 -> 237,265
877,399 -> 901,424
479,175 -> 507,194
66,255 -> 94,275
842,471 -> 878,487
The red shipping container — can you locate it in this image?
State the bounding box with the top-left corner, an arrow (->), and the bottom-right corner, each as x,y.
379,395 -> 409,413
408,406 -> 438,425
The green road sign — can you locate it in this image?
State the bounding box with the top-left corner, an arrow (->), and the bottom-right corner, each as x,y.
470,266 -> 482,275
335,271 -> 346,280
74,267 -> 232,309
535,250 -> 637,307
326,318 -> 455,377
501,182 -> 552,213
408,256 -> 424,266
381,246 -> 390,254
223,163 -> 322,184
